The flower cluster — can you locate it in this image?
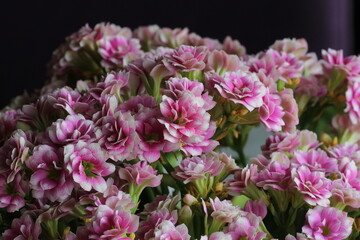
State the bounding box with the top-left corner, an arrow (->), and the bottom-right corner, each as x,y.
0,23 -> 359,239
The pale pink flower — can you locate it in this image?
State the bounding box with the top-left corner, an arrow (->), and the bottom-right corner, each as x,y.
256,160 -> 291,191
207,50 -> 244,74
153,220 -> 190,240
98,36 -> 142,68
159,93 -> 218,156
258,90 -> 285,132
222,36 -> 246,57
244,199 -> 267,219
27,145 -> 74,202
165,77 -> 215,111
292,166 -> 331,206
138,208 -> 178,240
225,213 -> 267,240
331,179 -> 360,209
302,206 -> 354,240
2,214 -> 41,240
279,89 -> 299,132
250,49 -> 303,82
205,232 -> 233,240
285,233 -> 308,240
270,38 -> 308,57
79,205 -> 139,240
291,149 -> 338,173
64,141 -> 115,192
174,154 -> 225,184
163,45 -> 208,72
209,70 -> 266,111
153,27 -> 189,48
322,48 -> 360,76
345,80 -> 360,124
297,130 -> 321,151
118,161 -> 162,188
225,164 -> 258,196
45,114 -> 95,146
210,197 -> 242,223
261,132 -> 299,158
295,76 -> 327,98
96,111 -> 140,161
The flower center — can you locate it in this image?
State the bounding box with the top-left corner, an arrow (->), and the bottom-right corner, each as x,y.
83,161 -> 98,177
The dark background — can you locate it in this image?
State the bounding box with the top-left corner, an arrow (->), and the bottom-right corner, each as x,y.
0,0 -> 358,108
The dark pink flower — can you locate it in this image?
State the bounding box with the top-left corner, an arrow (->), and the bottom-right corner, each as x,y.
279,89 -> 299,132
292,149 -> 338,173
64,141 -> 115,192
256,159 -> 291,191
0,109 -> 18,144
244,199 -> 267,219
2,214 -> 41,240
0,173 -> 27,212
225,164 -> 258,196
259,90 -> 285,132
302,206 -> 354,240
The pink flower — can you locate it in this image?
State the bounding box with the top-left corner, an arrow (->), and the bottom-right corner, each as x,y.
207,50 -> 244,74
225,213 -> 267,240
174,154 -> 225,184
270,38 -> 308,57
261,132 -> 299,158
26,145 -> 74,202
244,199 -> 267,219
291,149 -> 338,173
302,206 -> 354,240
292,166 -> 331,206
225,164 -> 258,196
322,49 -> 360,76
222,36 -> 246,57
159,93 -> 218,156
2,214 -> 41,240
64,141 -> 115,192
0,109 -> 18,144
209,70 -> 266,111
95,111 -> 140,161
258,90 -> 285,132
138,208 -> 178,240
331,179 -> 360,209
345,80 -> 360,124
153,220 -> 190,240
163,45 -> 208,72
118,161 -> 162,188
279,89 -> 299,132
98,36 -> 142,68
210,197 -> 242,223
0,173 -> 27,212
46,114 -> 95,146
250,49 -> 303,82
256,159 -> 291,191
295,76 -> 327,98
79,205 -> 139,240
203,232 -> 233,240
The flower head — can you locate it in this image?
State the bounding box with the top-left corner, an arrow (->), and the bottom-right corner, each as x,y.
2,214 -> 41,240
118,161 -> 162,188
225,213 -> 267,240
292,149 -> 338,173
153,220 -> 190,240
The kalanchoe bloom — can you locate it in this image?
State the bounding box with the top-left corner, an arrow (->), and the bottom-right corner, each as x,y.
98,36 -> 142,68
165,77 -> 215,111
138,208 -> 178,240
26,145 -> 74,202
258,90 -> 285,132
261,132 -> 299,158
163,45 -> 208,72
210,197 -> 242,223
285,233 -> 309,240
256,157 -> 291,191
244,199 -> 267,219
96,111 -> 140,161
302,206 -> 354,240
279,89 -> 299,132
2,214 -> 41,240
153,220 -> 190,240
208,70 -> 266,111
225,164 -> 258,196
159,92 -> 218,156
331,179 -> 360,209
46,114 -> 95,146
270,38 -> 308,57
79,205 -> 139,240
200,232 -> 233,240
118,161 -> 162,188
64,141 -> 115,192
0,109 -> 18,144
322,48 -> 360,76
0,173 -> 27,212
292,166 -> 331,206
291,149 -> 338,173
345,80 -> 360,124
52,87 -> 92,116
207,50 -> 244,75
174,154 -> 225,184
222,36 -> 246,57
225,212 -> 267,240
250,49 -> 304,82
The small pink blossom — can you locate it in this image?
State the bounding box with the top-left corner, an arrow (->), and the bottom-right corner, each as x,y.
210,197 -> 242,223
244,199 -> 267,219
174,154 -> 225,184
256,159 -> 291,191
345,80 -> 360,124
0,173 -> 27,212
163,45 -> 208,72
292,166 -> 331,206
225,213 -> 267,240
207,50 -> 244,74
292,149 -> 338,173
261,132 -> 299,158
64,141 -> 115,192
259,90 -> 285,132
331,179 -> 360,209
0,109 -> 18,144
118,161 -> 162,188
209,70 -> 266,111
2,214 -> 41,240
302,206 -> 354,240
222,36 -> 246,57
279,89 -> 299,132
270,38 -> 308,57
98,36 -> 142,68
153,220 -> 190,240
27,145 -> 74,202
322,48 -> 360,76
225,164 -> 258,196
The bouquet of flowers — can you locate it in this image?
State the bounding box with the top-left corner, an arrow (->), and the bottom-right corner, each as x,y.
0,22 -> 359,240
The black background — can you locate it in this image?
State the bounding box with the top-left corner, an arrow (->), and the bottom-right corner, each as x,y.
0,0 -> 358,108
